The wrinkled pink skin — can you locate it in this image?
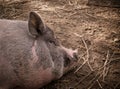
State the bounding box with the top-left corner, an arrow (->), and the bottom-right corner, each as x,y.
0,12 -> 78,89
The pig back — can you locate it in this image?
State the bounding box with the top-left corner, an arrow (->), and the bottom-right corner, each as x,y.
0,20 -> 34,87
0,20 -> 33,64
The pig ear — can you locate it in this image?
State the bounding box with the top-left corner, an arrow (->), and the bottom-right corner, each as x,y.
28,12 -> 45,37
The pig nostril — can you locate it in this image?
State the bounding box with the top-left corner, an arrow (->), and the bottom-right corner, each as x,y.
64,55 -> 71,67
73,53 -> 78,60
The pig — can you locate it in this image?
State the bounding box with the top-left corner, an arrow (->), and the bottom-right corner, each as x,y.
0,12 -> 78,89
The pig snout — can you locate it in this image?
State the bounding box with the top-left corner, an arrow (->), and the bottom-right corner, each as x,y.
61,46 -> 78,61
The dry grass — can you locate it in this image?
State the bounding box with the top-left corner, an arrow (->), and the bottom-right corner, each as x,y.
74,33 -> 104,89
73,32 -> 118,89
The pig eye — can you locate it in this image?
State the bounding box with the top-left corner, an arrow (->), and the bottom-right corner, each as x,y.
49,40 -> 55,44
49,40 -> 56,45
49,39 -> 59,46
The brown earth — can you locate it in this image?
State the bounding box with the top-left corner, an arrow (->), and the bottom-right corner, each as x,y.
0,0 -> 120,89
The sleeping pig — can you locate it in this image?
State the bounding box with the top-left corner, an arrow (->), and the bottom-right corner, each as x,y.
0,12 -> 78,89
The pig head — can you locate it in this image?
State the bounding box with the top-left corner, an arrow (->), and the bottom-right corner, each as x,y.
0,12 -> 78,89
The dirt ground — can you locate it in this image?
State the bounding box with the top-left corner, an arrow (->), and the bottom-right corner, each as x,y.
0,0 -> 120,89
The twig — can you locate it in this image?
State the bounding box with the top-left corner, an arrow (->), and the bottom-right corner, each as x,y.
74,57 -> 87,73
97,80 -> 103,89
81,37 -> 93,70
7,0 -> 28,5
54,10 -> 62,18
69,12 -> 78,17
102,51 -> 110,81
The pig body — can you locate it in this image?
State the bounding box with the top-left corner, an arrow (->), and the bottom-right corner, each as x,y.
0,12 -> 78,89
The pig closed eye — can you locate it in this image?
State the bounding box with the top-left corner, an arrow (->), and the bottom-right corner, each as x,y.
49,40 -> 55,44
49,40 -> 59,46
